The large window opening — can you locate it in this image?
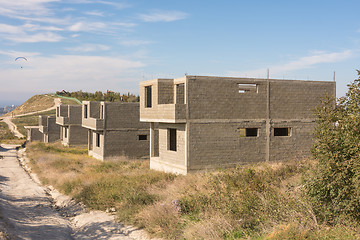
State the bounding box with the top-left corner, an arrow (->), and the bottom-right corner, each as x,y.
84,105 -> 88,119
96,133 -> 100,147
274,128 -> 291,136
240,128 -> 259,137
168,128 -> 177,151
145,86 -> 152,108
176,83 -> 185,104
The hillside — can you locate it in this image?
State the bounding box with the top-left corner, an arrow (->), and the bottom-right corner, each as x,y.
4,94 -> 80,117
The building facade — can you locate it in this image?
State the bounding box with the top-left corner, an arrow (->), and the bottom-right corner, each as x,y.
56,104 -> 87,146
38,115 -> 60,143
24,126 -> 43,142
140,75 -> 336,175
81,101 -> 149,160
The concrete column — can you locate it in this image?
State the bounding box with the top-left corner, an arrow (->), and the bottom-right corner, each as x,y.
150,122 -> 154,157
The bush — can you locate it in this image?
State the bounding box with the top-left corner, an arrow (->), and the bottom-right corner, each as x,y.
305,70 -> 360,223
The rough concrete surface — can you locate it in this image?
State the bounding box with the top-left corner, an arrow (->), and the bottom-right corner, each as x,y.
0,145 -> 154,240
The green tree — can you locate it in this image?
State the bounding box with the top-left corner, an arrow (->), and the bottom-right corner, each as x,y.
306,70 -> 360,223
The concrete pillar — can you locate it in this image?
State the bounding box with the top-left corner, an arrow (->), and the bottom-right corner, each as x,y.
150,122 -> 155,157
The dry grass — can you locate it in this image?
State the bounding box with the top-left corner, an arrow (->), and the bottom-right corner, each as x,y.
26,143 -> 360,240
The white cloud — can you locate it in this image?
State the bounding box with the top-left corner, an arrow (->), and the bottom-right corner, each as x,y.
118,40 -> 152,46
84,10 -> 104,17
8,32 -> 63,43
139,10 -> 188,22
0,54 -> 145,93
23,23 -> 63,31
68,21 -> 107,32
228,50 -> 353,78
0,23 -> 22,34
0,0 -> 59,18
66,44 -> 111,52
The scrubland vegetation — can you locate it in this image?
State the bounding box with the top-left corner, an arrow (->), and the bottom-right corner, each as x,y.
0,122 -> 15,141
26,142 -> 360,239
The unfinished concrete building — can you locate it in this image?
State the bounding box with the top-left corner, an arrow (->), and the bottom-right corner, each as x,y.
81,101 -> 149,160
56,104 -> 87,146
39,115 -> 61,143
140,75 -> 336,175
24,126 -> 43,142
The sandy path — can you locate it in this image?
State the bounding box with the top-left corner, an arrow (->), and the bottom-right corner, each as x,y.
0,144 -> 73,239
0,145 -> 151,240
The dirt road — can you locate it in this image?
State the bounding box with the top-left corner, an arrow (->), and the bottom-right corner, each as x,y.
0,145 -> 148,240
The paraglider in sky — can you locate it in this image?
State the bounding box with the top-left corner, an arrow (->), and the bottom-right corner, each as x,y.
15,57 -> 27,61
15,57 -> 27,68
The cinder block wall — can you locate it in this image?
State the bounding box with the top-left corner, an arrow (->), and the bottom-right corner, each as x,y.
103,129 -> 150,159
69,105 -> 82,125
158,79 -> 174,104
269,121 -> 316,161
187,121 -> 267,171
105,102 -> 148,129
187,77 -> 267,120
269,80 -> 335,119
69,125 -> 88,145
47,116 -> 60,142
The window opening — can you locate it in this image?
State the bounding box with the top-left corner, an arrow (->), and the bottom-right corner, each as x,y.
274,128 -> 290,136
56,107 -> 59,117
145,86 -> 152,108
168,128 -> 177,151
238,83 -> 258,93
240,128 -> 259,137
96,133 -> 100,147
138,135 -> 147,141
100,105 -> 104,119
176,83 -> 185,104
84,105 -> 88,118
64,127 -> 67,138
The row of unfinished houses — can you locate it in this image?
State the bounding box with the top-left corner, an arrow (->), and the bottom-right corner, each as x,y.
25,76 -> 336,174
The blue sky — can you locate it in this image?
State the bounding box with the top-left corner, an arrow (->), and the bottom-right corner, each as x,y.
0,0 -> 359,106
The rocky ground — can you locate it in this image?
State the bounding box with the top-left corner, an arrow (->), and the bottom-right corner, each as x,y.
0,144 -> 153,240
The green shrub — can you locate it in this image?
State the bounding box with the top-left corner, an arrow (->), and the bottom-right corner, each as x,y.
305,71 -> 360,223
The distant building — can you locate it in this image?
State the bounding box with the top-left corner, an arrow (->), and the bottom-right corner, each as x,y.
24,126 -> 43,142
139,75 -> 336,175
81,101 -> 149,160
39,115 -> 60,143
56,104 -> 87,146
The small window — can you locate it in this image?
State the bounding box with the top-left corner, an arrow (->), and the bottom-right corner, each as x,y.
138,135 -> 147,141
240,128 -> 259,137
274,128 -> 291,136
100,105 -> 104,119
96,133 -> 100,147
238,83 -> 258,93
56,107 -> 59,117
64,127 -> 68,138
168,128 -> 177,151
84,105 -> 88,119
145,86 -> 152,108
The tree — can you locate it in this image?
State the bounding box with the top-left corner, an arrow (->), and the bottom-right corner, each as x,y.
306,70 -> 360,223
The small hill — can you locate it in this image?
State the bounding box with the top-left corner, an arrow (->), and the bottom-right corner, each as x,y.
4,94 -> 81,117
